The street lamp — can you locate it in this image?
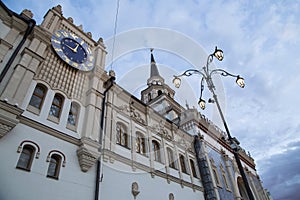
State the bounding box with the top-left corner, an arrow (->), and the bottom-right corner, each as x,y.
173,47 -> 254,200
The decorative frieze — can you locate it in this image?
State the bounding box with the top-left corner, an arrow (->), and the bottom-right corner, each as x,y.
149,120 -> 173,140
118,104 -> 145,124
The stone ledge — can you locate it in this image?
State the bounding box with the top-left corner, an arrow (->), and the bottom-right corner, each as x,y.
77,137 -> 100,172
0,101 -> 23,138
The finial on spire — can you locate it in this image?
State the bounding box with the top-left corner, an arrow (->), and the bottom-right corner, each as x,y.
150,48 -> 156,63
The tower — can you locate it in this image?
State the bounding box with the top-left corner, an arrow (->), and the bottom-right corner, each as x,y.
141,49 -> 182,121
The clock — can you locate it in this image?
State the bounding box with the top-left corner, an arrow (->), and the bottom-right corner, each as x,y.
51,30 -> 94,71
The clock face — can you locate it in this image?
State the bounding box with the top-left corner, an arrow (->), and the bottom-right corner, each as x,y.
51,30 -> 94,71
61,38 -> 87,64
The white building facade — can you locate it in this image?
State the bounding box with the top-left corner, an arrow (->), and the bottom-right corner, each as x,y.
0,3 -> 269,200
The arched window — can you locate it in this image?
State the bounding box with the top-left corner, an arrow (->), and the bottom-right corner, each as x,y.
179,154 -> 187,174
116,122 -> 129,148
49,93 -> 64,119
190,159 -> 198,178
148,93 -> 152,101
47,154 -> 62,179
16,145 -> 35,171
136,132 -> 146,155
67,102 -> 80,128
152,140 -> 161,162
167,147 -> 175,169
157,90 -> 162,96
28,84 -> 47,113
210,159 -> 221,186
221,164 -> 230,190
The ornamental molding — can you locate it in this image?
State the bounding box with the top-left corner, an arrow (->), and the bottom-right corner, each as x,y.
149,120 -> 173,140
0,101 -> 23,139
118,104 -> 145,124
77,137 -> 100,172
102,149 -> 203,192
176,138 -> 193,152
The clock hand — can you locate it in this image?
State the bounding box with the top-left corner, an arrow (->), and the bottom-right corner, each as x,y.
73,44 -> 79,53
64,44 -> 76,52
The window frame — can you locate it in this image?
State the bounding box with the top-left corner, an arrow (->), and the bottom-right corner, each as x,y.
166,147 -> 176,169
210,159 -> 222,187
135,132 -> 146,155
179,154 -> 187,174
48,93 -> 64,123
16,144 -> 35,171
152,140 -> 161,162
47,154 -> 62,180
189,159 -> 198,178
221,164 -> 231,191
27,84 -> 47,115
116,122 -> 129,148
67,102 -> 80,131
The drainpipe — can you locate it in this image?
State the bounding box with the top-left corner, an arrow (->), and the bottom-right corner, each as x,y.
0,1 -> 36,83
95,71 -> 116,200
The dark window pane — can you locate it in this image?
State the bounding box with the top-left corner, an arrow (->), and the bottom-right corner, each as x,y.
47,158 -> 57,177
49,105 -> 60,117
49,94 -> 63,118
47,155 -> 61,179
16,145 -> 34,170
68,103 -> 79,126
29,96 -> 42,109
29,85 -> 46,109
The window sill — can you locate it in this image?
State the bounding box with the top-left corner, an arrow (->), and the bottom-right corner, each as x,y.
48,115 -> 60,124
27,105 -> 41,115
16,166 -> 31,172
47,175 -> 59,180
136,152 -> 148,157
116,143 -> 131,150
66,124 -> 77,132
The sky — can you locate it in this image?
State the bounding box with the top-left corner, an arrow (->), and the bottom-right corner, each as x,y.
3,0 -> 300,199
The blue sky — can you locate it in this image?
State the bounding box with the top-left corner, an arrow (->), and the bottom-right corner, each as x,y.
3,0 -> 300,199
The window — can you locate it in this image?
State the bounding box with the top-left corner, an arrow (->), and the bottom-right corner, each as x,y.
28,84 -> 47,113
47,154 -> 62,179
221,164 -> 230,190
49,93 -> 64,119
67,102 -> 80,128
136,132 -> 146,155
179,154 -> 187,174
212,168 -> 221,185
116,122 -> 129,148
190,159 -> 198,178
148,93 -> 151,101
157,90 -> 162,96
16,145 -> 35,171
152,140 -> 161,162
210,159 -> 222,187
167,147 -> 176,169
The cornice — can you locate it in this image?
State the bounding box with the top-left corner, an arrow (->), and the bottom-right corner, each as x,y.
19,115 -> 80,146
103,149 -> 204,192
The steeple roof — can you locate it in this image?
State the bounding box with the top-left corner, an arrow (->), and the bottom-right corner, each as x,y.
147,49 -> 164,85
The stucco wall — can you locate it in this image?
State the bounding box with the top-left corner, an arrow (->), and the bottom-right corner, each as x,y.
100,160 -> 205,200
0,124 -> 96,200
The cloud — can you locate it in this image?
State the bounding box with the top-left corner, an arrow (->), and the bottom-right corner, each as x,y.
3,0 -> 300,199
260,141 -> 300,200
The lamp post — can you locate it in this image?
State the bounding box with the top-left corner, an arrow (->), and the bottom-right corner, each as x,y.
173,47 -> 254,200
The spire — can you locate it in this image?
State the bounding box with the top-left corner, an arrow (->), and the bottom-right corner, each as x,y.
147,49 -> 164,85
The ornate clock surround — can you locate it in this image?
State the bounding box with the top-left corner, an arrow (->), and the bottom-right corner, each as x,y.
51,29 -> 94,71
